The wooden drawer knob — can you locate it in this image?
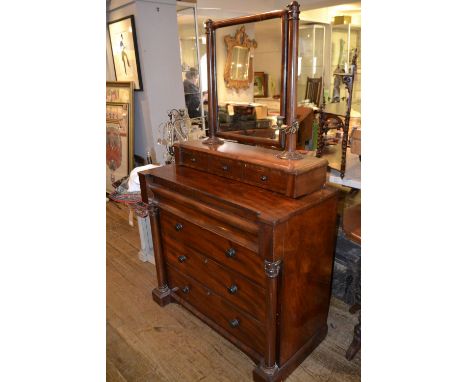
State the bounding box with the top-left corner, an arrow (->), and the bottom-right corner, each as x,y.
225,247 -> 236,258
229,318 -> 240,328
260,175 -> 268,181
182,286 -> 190,294
227,284 -> 238,294
175,223 -> 183,232
178,255 -> 187,263
190,157 -> 197,163
222,165 -> 229,171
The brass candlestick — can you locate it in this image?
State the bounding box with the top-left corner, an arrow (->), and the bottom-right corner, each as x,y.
275,116 -> 304,160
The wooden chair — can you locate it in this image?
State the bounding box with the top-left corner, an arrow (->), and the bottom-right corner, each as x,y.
304,77 -> 322,106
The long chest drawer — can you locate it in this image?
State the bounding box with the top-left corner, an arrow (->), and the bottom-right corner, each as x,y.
164,241 -> 266,321
159,209 -> 265,284
167,265 -> 265,355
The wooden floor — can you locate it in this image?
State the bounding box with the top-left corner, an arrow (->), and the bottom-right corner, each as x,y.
107,201 -> 361,382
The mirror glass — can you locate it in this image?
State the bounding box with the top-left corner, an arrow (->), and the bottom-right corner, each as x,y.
229,46 -> 250,81
216,19 -> 284,147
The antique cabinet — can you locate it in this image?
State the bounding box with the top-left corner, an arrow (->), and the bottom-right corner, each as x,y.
139,141 -> 338,381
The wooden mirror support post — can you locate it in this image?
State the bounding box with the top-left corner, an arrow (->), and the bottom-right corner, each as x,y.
203,19 -> 225,146
276,1 -> 303,160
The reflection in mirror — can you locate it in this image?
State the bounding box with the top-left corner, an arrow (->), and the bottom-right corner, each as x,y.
217,19 -> 283,146
223,26 -> 257,90
297,22 -> 327,107
229,46 -> 250,81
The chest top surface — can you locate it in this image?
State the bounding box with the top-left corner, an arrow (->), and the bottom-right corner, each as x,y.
140,164 -> 336,224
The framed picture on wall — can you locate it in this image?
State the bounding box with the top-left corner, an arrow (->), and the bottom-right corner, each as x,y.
108,15 -> 143,91
106,81 -> 134,193
254,72 -> 268,97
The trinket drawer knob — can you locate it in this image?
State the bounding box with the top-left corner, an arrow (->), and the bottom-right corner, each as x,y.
229,319 -> 240,328
190,157 -> 197,162
260,175 -> 268,181
178,255 -> 187,263
175,223 -> 183,231
225,247 -> 236,258
222,165 -> 229,171
182,286 -> 190,294
227,284 -> 238,294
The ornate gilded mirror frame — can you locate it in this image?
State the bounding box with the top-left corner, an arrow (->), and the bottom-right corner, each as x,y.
203,1 -> 301,150
224,26 -> 258,91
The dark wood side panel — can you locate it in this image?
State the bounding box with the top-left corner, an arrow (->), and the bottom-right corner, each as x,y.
278,192 -> 338,365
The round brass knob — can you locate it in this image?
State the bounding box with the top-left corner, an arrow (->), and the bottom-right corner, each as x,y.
178,255 -> 187,263
175,223 -> 183,231
260,175 -> 268,181
222,165 -> 228,171
182,286 -> 190,294
229,319 -> 240,328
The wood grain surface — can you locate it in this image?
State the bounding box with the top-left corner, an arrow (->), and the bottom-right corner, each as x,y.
107,201 -> 360,381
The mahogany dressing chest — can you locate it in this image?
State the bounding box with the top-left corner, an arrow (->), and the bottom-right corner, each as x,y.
139,141 -> 338,381
138,2 -> 338,380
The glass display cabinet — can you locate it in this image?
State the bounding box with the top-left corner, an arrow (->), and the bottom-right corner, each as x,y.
330,20 -> 361,111
298,22 -> 328,105
176,2 -> 206,130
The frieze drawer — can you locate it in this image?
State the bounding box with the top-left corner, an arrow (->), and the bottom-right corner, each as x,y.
243,163 -> 287,194
206,156 -> 243,180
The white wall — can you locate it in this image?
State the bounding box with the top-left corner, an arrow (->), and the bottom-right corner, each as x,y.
107,0 -> 185,165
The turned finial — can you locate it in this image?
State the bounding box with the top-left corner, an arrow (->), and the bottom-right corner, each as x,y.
287,1 -> 300,19
205,19 -> 213,33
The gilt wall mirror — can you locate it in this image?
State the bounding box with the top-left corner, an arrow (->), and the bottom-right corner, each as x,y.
203,3 -> 301,149
224,26 -> 257,90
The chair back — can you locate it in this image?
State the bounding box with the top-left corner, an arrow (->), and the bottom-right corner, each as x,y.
305,77 -> 323,106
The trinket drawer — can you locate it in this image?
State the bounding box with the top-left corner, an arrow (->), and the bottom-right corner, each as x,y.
139,163 -> 338,381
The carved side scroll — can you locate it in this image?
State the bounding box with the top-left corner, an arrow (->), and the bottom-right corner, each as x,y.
264,259 -> 282,278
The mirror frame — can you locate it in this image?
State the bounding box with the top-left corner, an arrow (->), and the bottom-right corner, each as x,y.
223,26 -> 257,91
203,2 -> 300,149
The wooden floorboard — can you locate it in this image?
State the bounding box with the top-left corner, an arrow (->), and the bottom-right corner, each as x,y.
106,200 -> 360,381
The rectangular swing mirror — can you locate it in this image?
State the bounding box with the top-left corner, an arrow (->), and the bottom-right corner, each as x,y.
204,9 -> 292,148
